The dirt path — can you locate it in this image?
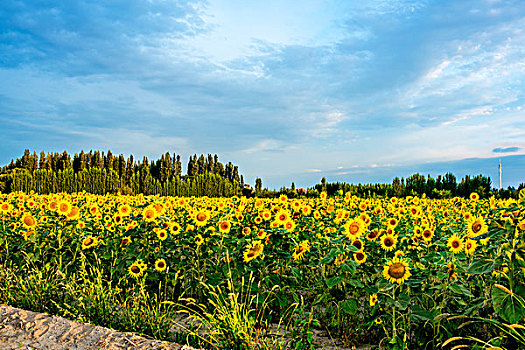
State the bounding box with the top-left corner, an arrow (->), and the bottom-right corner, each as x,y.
0,304 -> 198,350
0,304 -> 371,350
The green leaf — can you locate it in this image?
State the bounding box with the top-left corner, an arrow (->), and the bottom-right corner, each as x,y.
492,286 -> 525,324
500,296 -> 525,324
312,293 -> 329,305
326,275 -> 345,288
341,299 -> 358,315
348,279 -> 364,288
449,283 -> 474,298
395,293 -> 410,311
410,305 -> 434,322
319,249 -> 338,265
291,267 -> 302,279
466,259 -> 496,274
341,262 -> 356,274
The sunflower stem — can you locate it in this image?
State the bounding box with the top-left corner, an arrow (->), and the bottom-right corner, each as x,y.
392,286 -> 397,341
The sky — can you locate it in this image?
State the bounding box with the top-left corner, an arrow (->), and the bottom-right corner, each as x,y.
0,0 -> 524,189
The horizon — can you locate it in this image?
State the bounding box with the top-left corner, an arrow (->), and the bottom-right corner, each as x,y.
1,149 -> 523,190
1,0 -> 524,189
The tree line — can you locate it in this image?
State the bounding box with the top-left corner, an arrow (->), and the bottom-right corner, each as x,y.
311,173 -> 524,199
0,150 -> 244,197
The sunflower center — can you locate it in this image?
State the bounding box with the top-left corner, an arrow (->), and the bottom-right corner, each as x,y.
388,262 -> 405,279
131,265 -> 140,274
348,224 -> 359,234
423,230 -> 431,238
84,238 -> 93,246
157,262 -> 165,268
384,238 -> 394,247
24,216 -> 35,226
196,213 -> 207,221
356,252 -> 365,261
353,241 -> 362,250
452,240 -> 460,248
472,223 -> 481,233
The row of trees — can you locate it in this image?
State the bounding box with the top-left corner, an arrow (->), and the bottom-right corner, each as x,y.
312,173 -> 523,199
0,150 -> 244,196
2,150 -> 521,199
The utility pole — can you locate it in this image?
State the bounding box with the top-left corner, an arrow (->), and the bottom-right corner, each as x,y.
499,159 -> 502,190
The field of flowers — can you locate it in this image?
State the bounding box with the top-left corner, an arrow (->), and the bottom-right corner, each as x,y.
1,190 -> 524,349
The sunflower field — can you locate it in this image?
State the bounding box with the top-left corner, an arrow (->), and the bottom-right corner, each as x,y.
1,190 -> 525,349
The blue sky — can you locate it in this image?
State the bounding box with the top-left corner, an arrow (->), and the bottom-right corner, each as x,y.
1,0 -> 524,189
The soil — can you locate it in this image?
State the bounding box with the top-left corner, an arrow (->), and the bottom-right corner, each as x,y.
0,304 -> 370,350
0,304 -> 200,350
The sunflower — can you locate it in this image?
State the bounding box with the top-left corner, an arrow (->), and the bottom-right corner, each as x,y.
292,240 -> 310,261
261,210 -> 272,221
157,229 -> 168,241
128,263 -> 143,278
394,250 -> 405,258
120,236 -> 132,246
242,226 -> 252,236
170,222 -> 181,234
193,210 -> 210,227
275,210 -> 291,226
81,236 -> 98,250
118,204 -> 132,216
195,234 -> 204,246
344,218 -> 366,240
76,221 -> 85,229
366,229 -> 381,241
0,202 -> 12,213
48,201 -> 58,211
409,205 -> 421,217
492,264 -> 509,277
386,217 -> 398,228
57,200 -> 71,215
469,192 -> 479,201
334,253 -> 346,265
369,294 -> 378,306
421,228 -> 434,242
67,206 -> 80,220
380,233 -> 398,252
284,219 -> 296,232
464,238 -> 477,255
383,257 -> 411,284
353,251 -> 367,264
21,213 -> 37,229
154,258 -> 167,272
243,240 -> 264,262
142,205 -> 157,222
256,229 -> 267,240
467,216 -> 488,238
218,220 -> 231,234
88,205 -> 99,215
352,239 -> 364,251
447,234 -> 464,254
447,262 -> 458,281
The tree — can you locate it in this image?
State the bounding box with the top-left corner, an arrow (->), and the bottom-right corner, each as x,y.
255,178 -> 262,193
